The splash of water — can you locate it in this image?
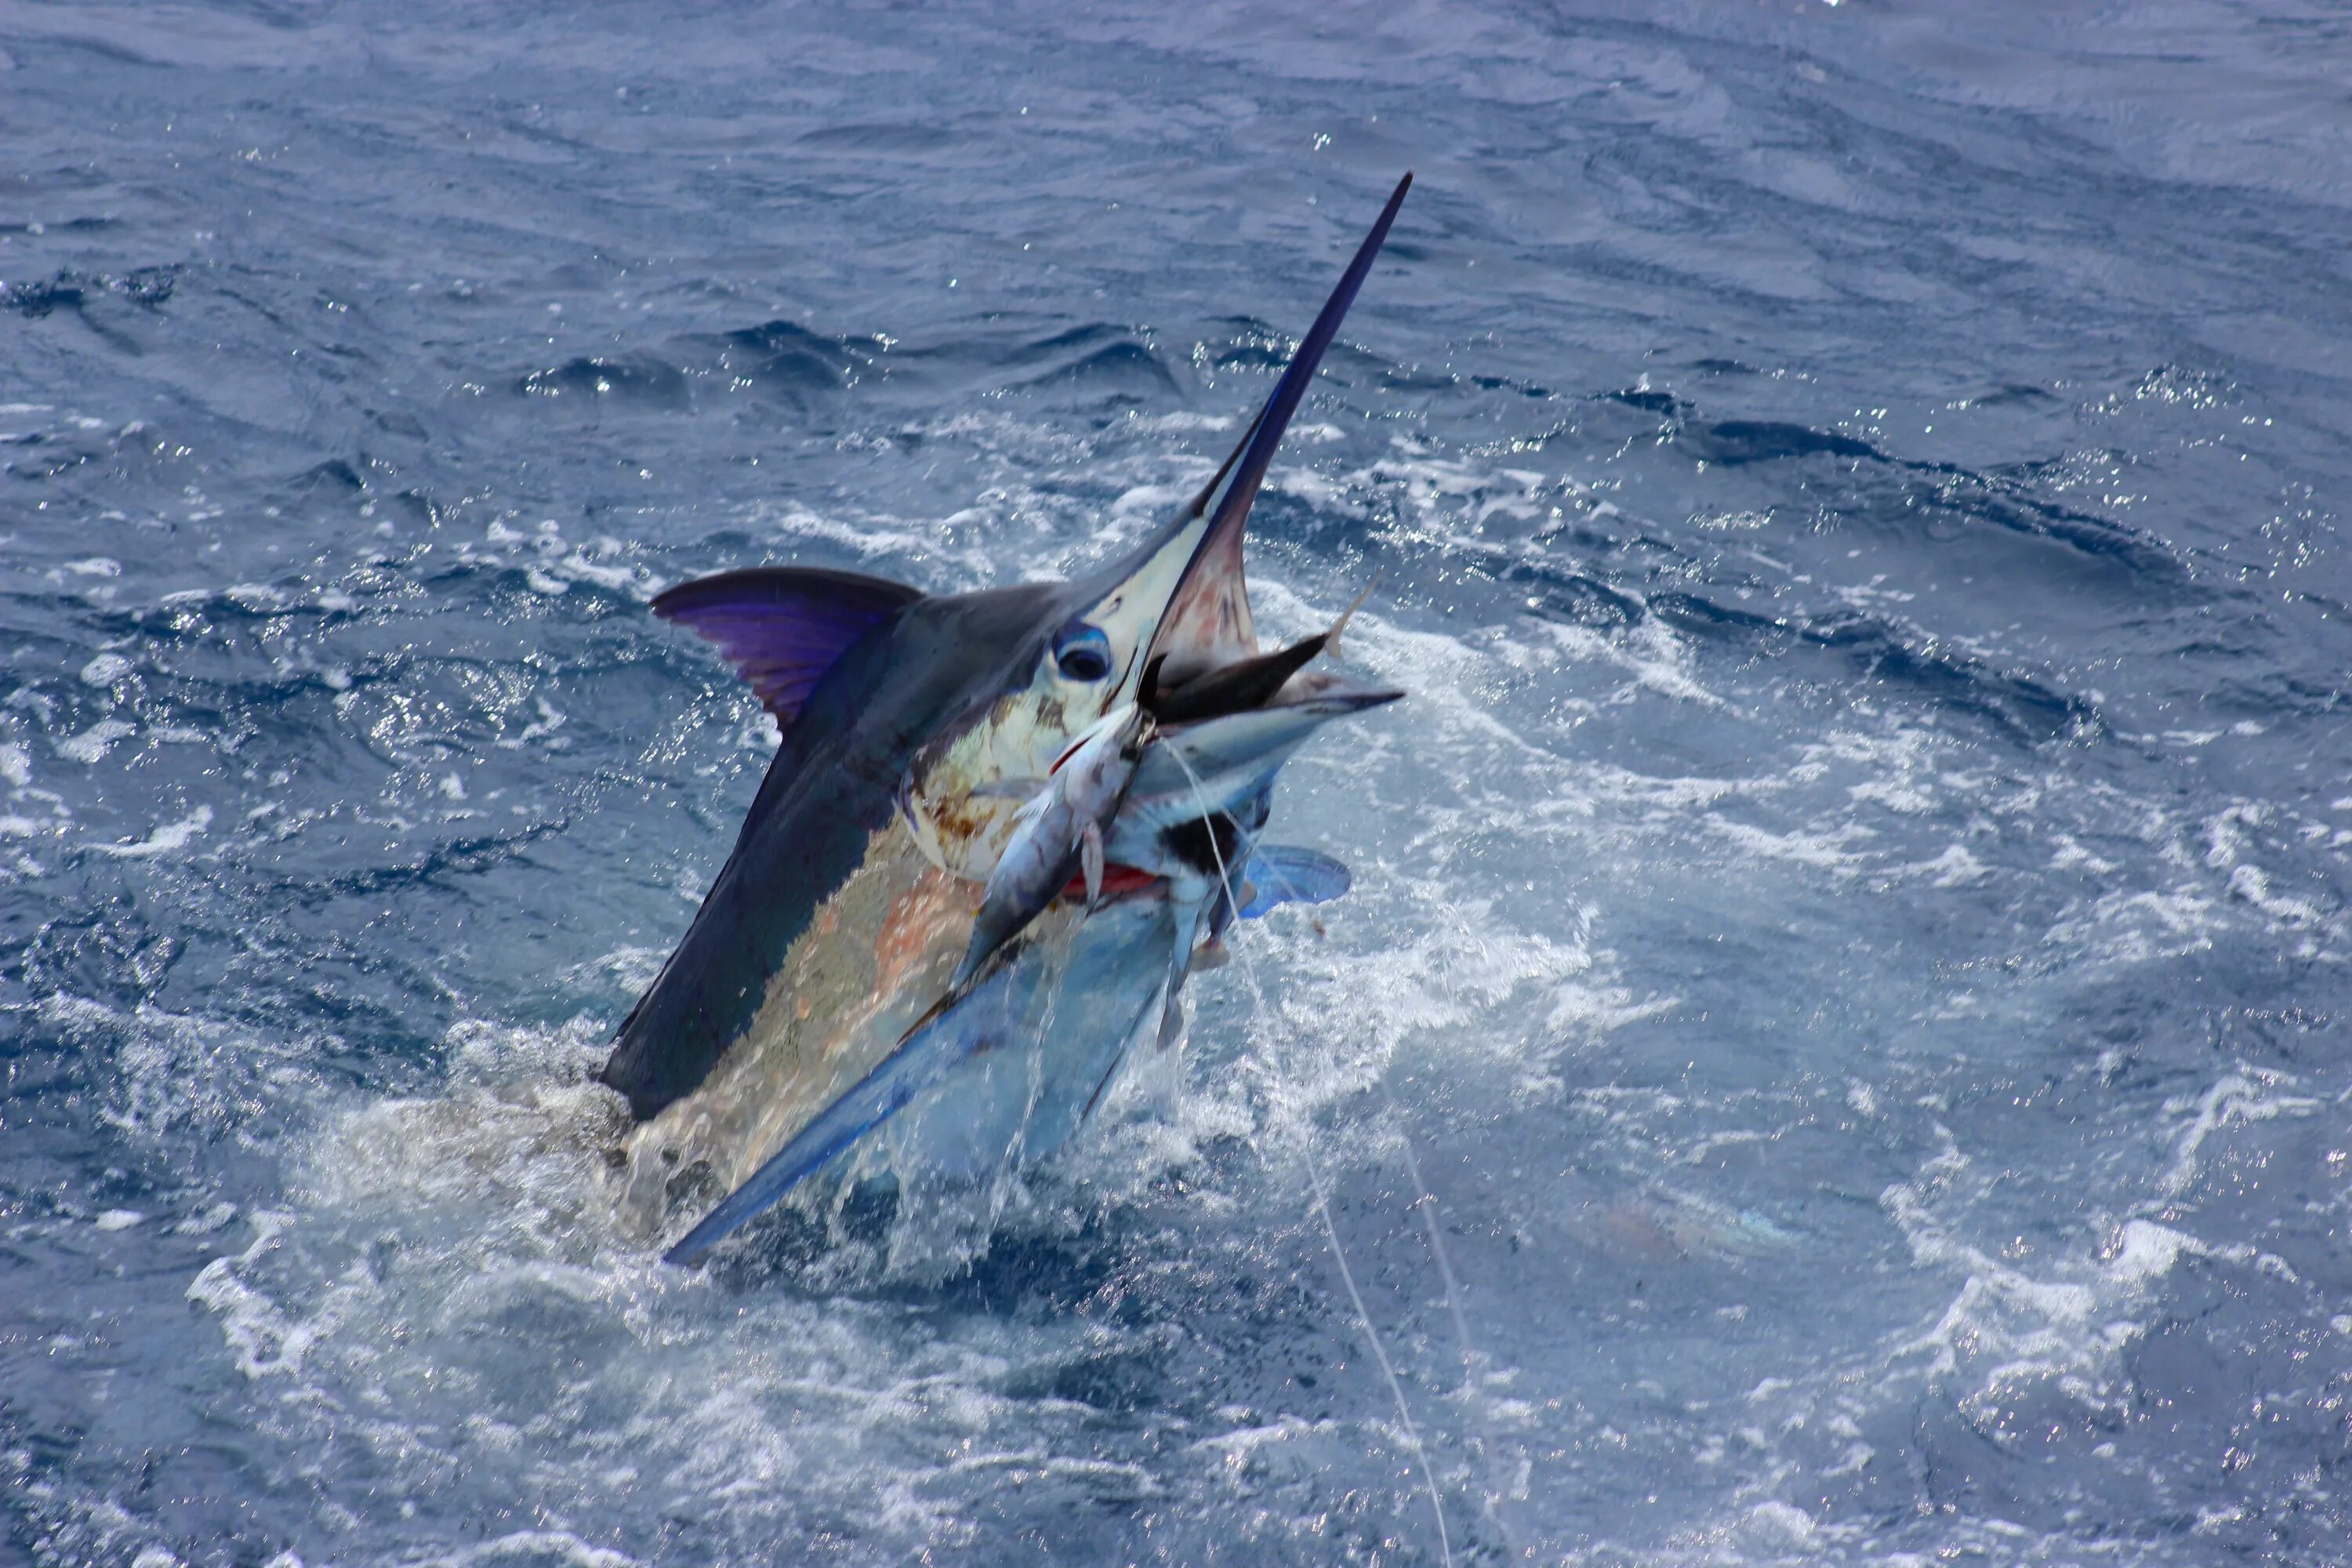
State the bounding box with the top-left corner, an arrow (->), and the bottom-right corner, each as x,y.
1161,738 -> 1457,1568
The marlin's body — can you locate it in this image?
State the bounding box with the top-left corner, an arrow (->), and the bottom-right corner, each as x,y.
602,177 -> 1414,1262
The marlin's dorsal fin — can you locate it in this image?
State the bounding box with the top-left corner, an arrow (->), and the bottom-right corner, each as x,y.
653,567 -> 926,729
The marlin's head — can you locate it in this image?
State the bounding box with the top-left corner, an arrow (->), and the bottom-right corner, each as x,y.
902,174 -> 1412,881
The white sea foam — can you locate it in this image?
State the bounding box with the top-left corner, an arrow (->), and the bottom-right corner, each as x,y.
2157,1070 -> 2319,1198
1541,616 -> 1725,708
1878,1076 -> 2310,1451
425,1532 -> 642,1568
79,652 -> 134,686
57,719 -> 136,763
87,804 -> 212,858
186,1209 -> 316,1378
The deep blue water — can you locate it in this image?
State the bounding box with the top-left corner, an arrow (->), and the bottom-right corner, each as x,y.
6,2 -> 2352,1563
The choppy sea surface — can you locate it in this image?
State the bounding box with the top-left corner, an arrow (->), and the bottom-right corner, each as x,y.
6,2 -> 2352,1563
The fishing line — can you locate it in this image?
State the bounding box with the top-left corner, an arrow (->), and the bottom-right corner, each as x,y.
1391,1114 -> 1475,1392
1163,741 -> 1455,1568
1386,1094 -> 1522,1558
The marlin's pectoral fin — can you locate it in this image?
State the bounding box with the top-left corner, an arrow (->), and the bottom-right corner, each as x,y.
662,993 -> 979,1265
1236,845 -> 1352,919
654,566 -> 924,729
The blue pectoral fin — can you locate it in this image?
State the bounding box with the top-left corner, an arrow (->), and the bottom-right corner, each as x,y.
1236,845 -> 1352,919
662,998 -> 977,1265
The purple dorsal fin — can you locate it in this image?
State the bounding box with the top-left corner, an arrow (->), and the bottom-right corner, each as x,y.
652,566 -> 925,728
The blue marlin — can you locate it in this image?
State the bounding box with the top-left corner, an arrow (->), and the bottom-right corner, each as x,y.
601,175 -> 1413,1264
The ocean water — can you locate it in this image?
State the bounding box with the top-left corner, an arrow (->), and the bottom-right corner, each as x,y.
5,1 -> 2352,1563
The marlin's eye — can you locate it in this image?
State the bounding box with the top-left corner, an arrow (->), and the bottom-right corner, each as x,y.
1052,621 -> 1114,683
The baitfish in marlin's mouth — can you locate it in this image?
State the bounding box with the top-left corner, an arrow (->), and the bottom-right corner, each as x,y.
597,176 -> 1414,1265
